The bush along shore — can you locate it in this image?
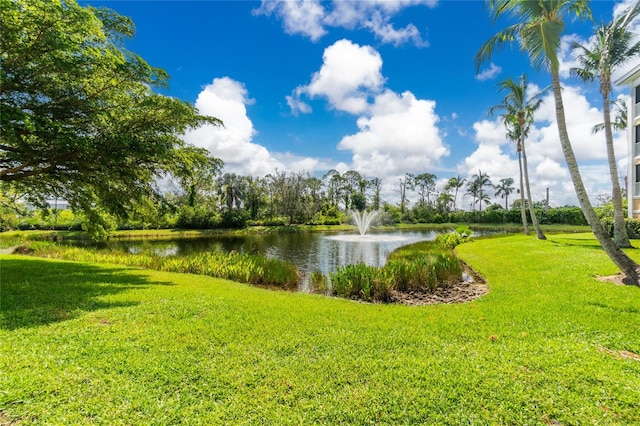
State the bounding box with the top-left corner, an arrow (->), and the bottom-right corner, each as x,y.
17,228 -> 479,304
322,226 -> 486,304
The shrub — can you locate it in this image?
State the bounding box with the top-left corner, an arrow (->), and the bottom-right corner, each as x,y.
309,270 -> 328,293
435,232 -> 464,249
600,217 -> 640,240
330,263 -> 393,302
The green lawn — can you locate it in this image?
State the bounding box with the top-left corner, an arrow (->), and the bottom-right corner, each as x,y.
1,233 -> 639,424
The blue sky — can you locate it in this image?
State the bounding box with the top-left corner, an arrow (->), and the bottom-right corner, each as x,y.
83,0 -> 639,208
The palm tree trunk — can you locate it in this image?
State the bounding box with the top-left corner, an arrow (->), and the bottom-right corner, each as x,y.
517,150 -> 530,235
453,188 -> 459,211
521,135 -> 546,240
602,84 -> 632,248
551,70 -> 639,285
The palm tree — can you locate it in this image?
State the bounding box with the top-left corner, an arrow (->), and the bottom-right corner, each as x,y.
469,170 -> 492,211
495,177 -> 515,210
466,179 -> 480,212
592,98 -> 627,135
445,176 -> 466,211
571,2 -> 640,248
489,75 -> 547,239
476,0 -> 639,285
218,173 -> 245,210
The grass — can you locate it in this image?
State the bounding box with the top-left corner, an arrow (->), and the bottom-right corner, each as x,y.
1,233 -> 639,424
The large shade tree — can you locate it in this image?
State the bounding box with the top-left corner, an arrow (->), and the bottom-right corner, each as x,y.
0,0 -> 221,238
571,1 -> 640,248
477,0 -> 640,285
489,74 -> 547,239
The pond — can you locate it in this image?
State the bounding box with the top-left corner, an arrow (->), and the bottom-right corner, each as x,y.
94,229 -> 441,290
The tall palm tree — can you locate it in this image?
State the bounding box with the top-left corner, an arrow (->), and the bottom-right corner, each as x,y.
445,176 -> 466,211
476,0 -> 639,285
571,1 -> 640,248
489,75 -> 547,239
495,177 -> 515,210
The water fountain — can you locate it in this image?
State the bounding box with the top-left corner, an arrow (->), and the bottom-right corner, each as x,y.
352,210 -> 378,236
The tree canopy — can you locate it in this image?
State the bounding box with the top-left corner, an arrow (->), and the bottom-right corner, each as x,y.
0,0 -> 221,236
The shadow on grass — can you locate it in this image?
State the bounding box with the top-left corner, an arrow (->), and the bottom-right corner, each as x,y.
547,237 -> 612,250
0,257 -> 173,330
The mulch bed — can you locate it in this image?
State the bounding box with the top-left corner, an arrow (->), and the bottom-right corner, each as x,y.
390,264 -> 488,306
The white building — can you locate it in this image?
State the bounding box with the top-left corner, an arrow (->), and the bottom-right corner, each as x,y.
615,64 -> 640,219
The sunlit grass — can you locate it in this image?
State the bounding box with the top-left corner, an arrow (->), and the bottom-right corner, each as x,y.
1,233 -> 639,424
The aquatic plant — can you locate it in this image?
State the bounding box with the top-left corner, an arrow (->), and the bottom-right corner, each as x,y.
28,243 -> 299,288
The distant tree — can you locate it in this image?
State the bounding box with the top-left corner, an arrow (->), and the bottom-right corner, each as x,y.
369,178 -> 383,210
495,178 -> 515,210
0,0 -> 221,239
397,173 -> 414,215
571,1 -> 640,248
444,176 -> 466,211
436,191 -> 454,214
468,170 -> 492,212
413,173 -> 437,208
218,173 -> 245,210
244,176 -> 266,220
350,191 -> 366,212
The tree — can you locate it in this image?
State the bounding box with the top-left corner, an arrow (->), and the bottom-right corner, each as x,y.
397,173 -> 414,215
322,170 -> 344,209
172,148 -> 223,208
369,178 -> 383,210
0,0 -> 222,238
593,99 -> 627,134
244,176 -> 266,220
571,1 -> 640,248
489,74 -> 547,239
218,173 -> 245,210
477,0 -> 640,285
468,170 -> 492,211
444,176 -> 466,211
413,173 -> 437,208
436,191 -> 454,213
495,178 -> 515,210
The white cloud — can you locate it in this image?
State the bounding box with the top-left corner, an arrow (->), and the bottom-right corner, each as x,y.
558,33 -> 585,79
476,62 -> 502,81
255,0 -> 435,46
288,40 -> 450,189
183,77 -> 322,177
253,0 -> 327,41
289,39 -> 385,114
338,90 -> 449,176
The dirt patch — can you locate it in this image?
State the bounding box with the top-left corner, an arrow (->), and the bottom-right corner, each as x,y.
599,347 -> 640,362
597,273 -> 627,285
390,265 -> 488,306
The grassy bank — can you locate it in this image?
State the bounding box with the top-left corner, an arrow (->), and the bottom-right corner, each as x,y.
1,233 -> 639,424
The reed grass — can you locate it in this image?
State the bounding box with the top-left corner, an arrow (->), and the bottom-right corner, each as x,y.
27,243 -> 299,288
